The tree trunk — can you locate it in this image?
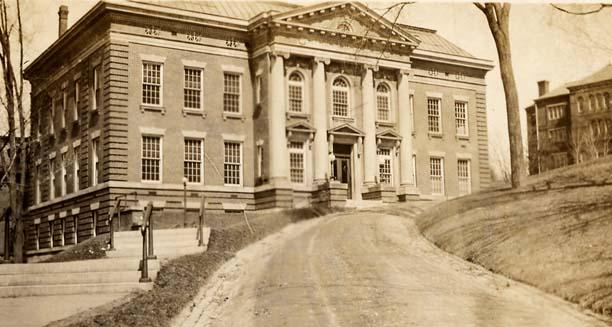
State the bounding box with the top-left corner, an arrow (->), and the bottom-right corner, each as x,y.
478,3 -> 525,188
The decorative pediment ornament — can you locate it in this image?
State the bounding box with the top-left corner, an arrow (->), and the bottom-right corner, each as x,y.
264,2 -> 420,47
286,121 -> 316,140
328,123 -> 365,137
376,129 -> 402,141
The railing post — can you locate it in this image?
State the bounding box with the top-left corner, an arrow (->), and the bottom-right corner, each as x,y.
147,202 -> 156,260
140,202 -> 153,283
197,195 -> 205,247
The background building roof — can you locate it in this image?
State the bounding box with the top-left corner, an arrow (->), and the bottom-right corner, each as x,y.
567,63 -> 612,89
535,83 -> 570,101
399,24 -> 474,58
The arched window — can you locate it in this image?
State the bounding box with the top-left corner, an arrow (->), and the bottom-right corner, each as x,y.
376,83 -> 391,121
597,93 -> 604,111
287,72 -> 304,112
332,77 -> 350,117
337,21 -> 353,32
577,96 -> 584,113
604,92 -> 610,111
589,94 -> 596,111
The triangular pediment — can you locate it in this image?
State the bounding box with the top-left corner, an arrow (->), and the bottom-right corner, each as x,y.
287,121 -> 316,133
377,129 -> 402,140
272,2 -> 420,45
328,123 -> 365,136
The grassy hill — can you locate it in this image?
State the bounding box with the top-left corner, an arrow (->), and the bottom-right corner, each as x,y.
398,158 -> 612,317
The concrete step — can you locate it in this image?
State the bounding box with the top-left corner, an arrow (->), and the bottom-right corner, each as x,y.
115,238 -> 202,250
0,270 -> 159,287
0,282 -> 153,298
114,228 -> 201,239
0,258 -> 159,275
106,245 -> 206,259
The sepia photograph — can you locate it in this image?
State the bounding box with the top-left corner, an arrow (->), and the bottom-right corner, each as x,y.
0,0 -> 611,326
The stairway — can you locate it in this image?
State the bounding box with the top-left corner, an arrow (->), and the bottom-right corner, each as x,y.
0,227 -> 210,298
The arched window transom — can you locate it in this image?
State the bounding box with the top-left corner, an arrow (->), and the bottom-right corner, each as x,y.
376,83 -> 391,121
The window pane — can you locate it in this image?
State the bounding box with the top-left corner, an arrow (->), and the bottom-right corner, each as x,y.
224,142 -> 241,185
142,63 -> 161,105
142,136 -> 161,181
428,98 -> 441,133
184,139 -> 202,183
184,68 -> 202,109
455,101 -> 467,136
458,159 -> 471,195
289,141 -> 304,183
430,157 -> 444,195
223,73 -> 241,113
332,78 -> 349,117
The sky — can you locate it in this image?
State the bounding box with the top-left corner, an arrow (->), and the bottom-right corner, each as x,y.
16,1 -> 612,171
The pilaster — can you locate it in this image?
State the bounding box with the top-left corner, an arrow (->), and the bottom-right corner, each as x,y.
362,65 -> 377,186
397,69 -> 419,196
268,52 -> 289,187
312,57 -> 330,184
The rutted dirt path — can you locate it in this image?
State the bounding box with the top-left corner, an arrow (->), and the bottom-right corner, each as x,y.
174,203 -> 609,327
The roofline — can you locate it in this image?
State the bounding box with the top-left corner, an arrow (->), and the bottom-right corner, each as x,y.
534,92 -> 569,102
411,49 -> 494,71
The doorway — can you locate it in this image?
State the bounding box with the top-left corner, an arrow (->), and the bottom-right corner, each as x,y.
332,144 -> 353,199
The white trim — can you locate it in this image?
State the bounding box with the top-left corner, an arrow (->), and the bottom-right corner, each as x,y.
182,130 -> 207,139
141,61 -> 164,107
90,202 -> 99,210
34,218 -> 41,225
453,95 -> 470,102
256,139 -> 264,146
71,207 -> 80,215
139,127 -> 166,136
223,141 -> 243,187
183,138 -> 205,185
221,64 -> 245,74
141,134 -> 163,183
48,152 -> 56,159
426,91 -> 443,99
181,59 -> 207,69
222,133 -> 246,142
182,66 -> 205,112
222,71 -> 243,115
287,68 -> 307,114
47,214 -> 55,221
35,159 -> 42,166
222,202 -> 247,211
139,53 -> 166,63
90,130 -> 100,139
72,139 -> 81,148
60,146 -> 68,154
456,152 -> 473,159
59,211 -> 67,219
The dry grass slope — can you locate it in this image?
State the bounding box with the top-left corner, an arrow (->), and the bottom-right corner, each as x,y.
411,158 -> 612,317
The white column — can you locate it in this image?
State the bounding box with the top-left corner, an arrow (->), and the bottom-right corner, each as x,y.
313,57 -> 330,183
397,69 -> 418,194
362,66 -> 377,186
353,137 -> 363,200
268,52 -> 289,186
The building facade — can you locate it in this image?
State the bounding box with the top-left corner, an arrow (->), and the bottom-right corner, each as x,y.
24,1 -> 493,256
526,64 -> 612,175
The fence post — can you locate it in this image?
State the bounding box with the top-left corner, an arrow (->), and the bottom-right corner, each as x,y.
198,195 -> 205,247
139,202 -> 153,283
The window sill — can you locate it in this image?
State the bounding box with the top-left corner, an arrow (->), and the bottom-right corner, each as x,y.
286,112 -> 310,120
140,105 -> 166,115
456,135 -> 470,141
223,112 -> 245,121
376,121 -> 395,128
332,116 -> 355,123
183,108 -> 206,118
428,132 -> 443,139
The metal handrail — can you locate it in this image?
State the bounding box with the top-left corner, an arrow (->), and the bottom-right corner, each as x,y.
107,196 -> 122,251
140,201 -> 153,283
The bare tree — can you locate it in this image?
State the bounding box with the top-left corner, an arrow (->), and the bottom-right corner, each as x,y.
0,0 -> 27,263
568,127 -> 584,164
474,3 -> 524,188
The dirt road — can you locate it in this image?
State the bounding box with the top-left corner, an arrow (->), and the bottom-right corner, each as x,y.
174,204 -> 608,327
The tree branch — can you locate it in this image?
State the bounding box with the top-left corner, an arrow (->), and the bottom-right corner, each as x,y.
551,4 -> 612,15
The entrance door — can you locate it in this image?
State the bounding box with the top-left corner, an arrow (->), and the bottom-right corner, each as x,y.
332,155 -> 352,199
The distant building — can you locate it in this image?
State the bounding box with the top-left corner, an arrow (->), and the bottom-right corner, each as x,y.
23,1 -> 493,257
526,64 -> 612,175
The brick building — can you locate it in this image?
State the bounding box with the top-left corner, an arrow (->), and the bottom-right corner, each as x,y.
526,64 -> 612,175
23,1 -> 493,257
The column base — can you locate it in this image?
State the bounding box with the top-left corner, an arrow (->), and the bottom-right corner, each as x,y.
362,184 -> 397,203
312,181 -> 348,209
397,184 -> 420,202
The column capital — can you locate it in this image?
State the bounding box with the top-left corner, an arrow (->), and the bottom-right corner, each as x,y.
397,69 -> 411,79
313,56 -> 331,65
270,51 -> 290,60
363,64 -> 379,72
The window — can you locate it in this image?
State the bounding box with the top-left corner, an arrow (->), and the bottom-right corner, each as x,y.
548,127 -> 567,143
597,94 -> 604,111
577,96 -> 584,113
429,157 -> 444,195
409,94 -> 415,132
91,138 -> 100,186
589,94 -> 596,111
377,148 -> 392,185
142,63 -> 162,105
411,154 -> 417,186
223,73 -> 241,113
224,142 -> 242,185
454,101 -> 468,136
551,152 -> 568,169
49,160 -> 55,200
547,104 -> 566,120
332,77 -> 349,117
376,83 -> 391,121
72,216 -> 78,244
93,65 -> 101,110
35,164 -> 40,205
427,98 -> 441,133
60,153 -> 67,196
61,88 -> 67,129
289,142 -> 305,184
288,72 -> 304,112
184,139 -> 203,183
141,136 -> 161,182
73,80 -> 79,122
184,68 -> 202,109
457,159 -> 471,195
73,145 -> 79,192
49,221 -> 54,248
49,100 -> 55,135
604,92 -> 610,111
255,75 -> 262,105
